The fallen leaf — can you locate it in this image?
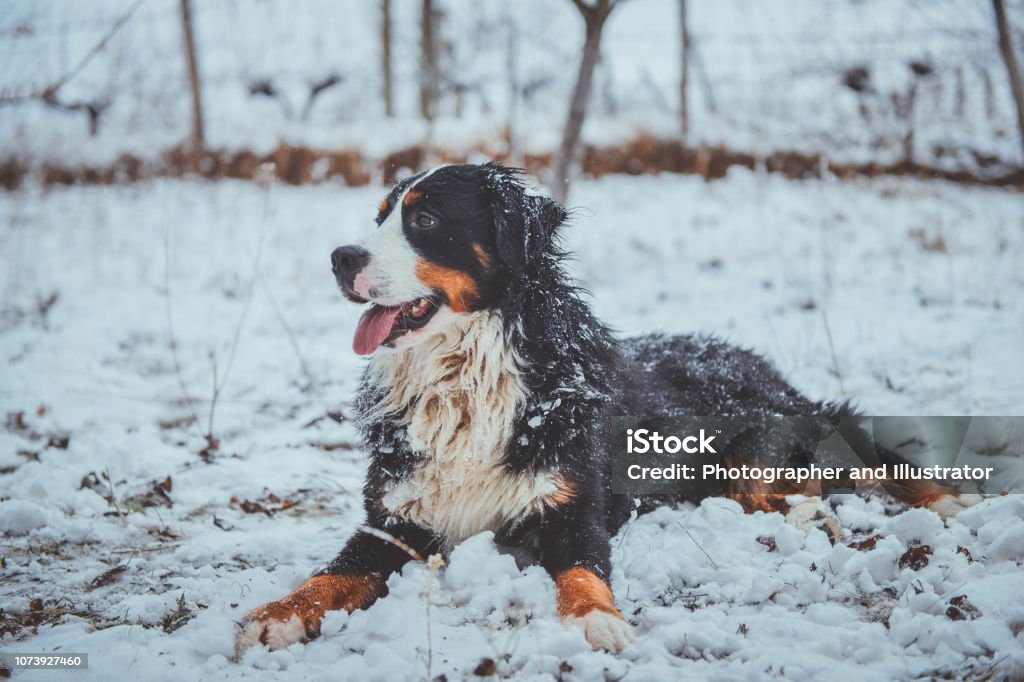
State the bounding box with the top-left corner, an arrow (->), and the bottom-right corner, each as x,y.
898,544 -> 933,571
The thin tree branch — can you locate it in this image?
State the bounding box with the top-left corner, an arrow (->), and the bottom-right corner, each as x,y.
0,0 -> 144,105
568,0 -> 593,16
821,308 -> 846,398
261,280 -> 327,408
163,224 -> 205,444
206,179 -> 273,439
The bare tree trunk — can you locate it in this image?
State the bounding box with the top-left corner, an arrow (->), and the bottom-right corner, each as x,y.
505,14 -> 520,164
180,0 -> 204,159
982,67 -> 997,120
382,0 -> 394,117
691,36 -> 717,115
992,0 -> 1024,159
552,0 -> 618,204
678,0 -> 690,138
420,0 -> 439,121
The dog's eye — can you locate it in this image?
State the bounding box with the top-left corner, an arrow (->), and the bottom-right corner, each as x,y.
415,214 -> 438,229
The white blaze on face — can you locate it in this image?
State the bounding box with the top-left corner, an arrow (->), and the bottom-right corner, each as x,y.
351,167 -> 445,305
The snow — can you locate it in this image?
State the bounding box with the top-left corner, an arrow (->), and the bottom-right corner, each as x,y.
1,170 -> 1023,679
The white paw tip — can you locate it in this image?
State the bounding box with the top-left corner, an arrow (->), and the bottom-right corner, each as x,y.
565,610 -> 635,653
234,614 -> 305,658
929,494 -> 983,520
234,619 -> 264,659
786,499 -> 841,540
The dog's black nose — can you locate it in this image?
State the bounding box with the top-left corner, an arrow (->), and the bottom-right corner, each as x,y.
331,245 -> 370,277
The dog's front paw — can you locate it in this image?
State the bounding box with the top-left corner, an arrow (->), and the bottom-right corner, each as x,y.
786,498 -> 841,543
233,574 -> 381,660
564,610 -> 635,652
555,567 -> 633,653
234,600 -> 318,658
235,610 -> 310,658
928,493 -> 984,520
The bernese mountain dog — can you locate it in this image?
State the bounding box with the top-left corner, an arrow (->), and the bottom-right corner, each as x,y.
234,162 -> 977,656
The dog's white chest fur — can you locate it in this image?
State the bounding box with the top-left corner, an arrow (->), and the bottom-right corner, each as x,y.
366,311 -> 560,545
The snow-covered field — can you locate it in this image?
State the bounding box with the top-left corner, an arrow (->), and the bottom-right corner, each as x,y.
1,170 -> 1023,680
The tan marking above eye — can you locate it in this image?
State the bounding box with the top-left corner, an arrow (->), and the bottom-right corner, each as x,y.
403,190 -> 424,206
378,198 -> 389,213
472,244 -> 492,270
555,567 -> 624,619
415,259 -> 480,313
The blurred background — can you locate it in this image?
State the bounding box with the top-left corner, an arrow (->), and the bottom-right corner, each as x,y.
2,0 -> 1023,194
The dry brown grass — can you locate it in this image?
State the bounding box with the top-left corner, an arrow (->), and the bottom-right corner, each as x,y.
3,134 -> 1022,191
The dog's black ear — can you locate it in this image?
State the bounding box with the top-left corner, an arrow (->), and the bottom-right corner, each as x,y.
485,163 -> 568,274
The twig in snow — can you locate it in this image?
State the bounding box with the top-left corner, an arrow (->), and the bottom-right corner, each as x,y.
677,522 -> 718,569
206,351 -> 219,441
261,279 -> 333,415
205,174 -> 274,440
162,225 -> 205,445
102,468 -> 126,523
424,553 -> 444,681
110,543 -> 183,555
921,580 -> 969,613
821,308 -> 847,397
615,508 -> 638,549
977,654 -> 1011,681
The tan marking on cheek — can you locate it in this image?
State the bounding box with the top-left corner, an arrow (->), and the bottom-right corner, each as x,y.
378,198 -> 389,213
415,259 -> 480,313
403,190 -> 424,206
473,244 -> 492,270
544,474 -> 576,507
555,567 -> 623,619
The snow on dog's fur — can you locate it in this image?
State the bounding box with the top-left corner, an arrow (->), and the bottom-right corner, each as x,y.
235,163 -> 978,658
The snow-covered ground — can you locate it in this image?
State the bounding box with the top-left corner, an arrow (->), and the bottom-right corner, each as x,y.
1,170 -> 1023,680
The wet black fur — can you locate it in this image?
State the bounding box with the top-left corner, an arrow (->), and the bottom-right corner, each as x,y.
318,163 -> 875,600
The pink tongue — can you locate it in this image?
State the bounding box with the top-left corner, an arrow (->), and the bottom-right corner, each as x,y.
353,304 -> 403,355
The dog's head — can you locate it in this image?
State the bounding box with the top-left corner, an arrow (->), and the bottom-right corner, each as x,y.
331,163 -> 567,355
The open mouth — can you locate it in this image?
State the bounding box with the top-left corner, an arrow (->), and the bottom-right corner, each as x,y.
352,297 -> 440,355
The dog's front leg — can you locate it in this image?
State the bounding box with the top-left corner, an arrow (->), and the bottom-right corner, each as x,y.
234,523 -> 434,657
538,498 -> 635,652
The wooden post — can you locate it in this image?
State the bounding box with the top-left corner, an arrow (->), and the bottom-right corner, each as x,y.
992,0 -> 1024,159
420,0 -> 438,121
552,0 -> 618,204
678,0 -> 690,138
382,0 -> 394,117
505,14 -> 520,164
180,0 -> 204,158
